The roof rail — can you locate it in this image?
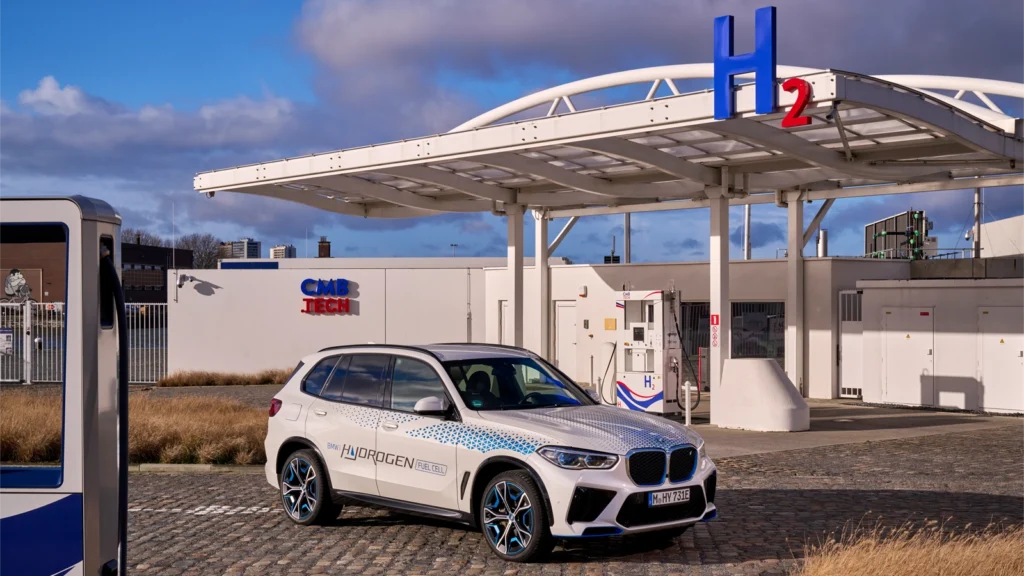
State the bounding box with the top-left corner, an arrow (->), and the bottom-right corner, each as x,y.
316,343 -> 442,361
431,342 -> 537,356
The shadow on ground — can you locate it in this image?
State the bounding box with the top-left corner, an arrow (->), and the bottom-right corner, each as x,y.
337,489 -> 1023,565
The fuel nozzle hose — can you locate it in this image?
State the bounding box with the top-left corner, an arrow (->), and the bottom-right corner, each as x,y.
100,249 -> 129,576
670,300 -> 701,414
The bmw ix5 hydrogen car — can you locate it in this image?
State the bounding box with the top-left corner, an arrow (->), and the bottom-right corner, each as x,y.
265,344 -> 717,562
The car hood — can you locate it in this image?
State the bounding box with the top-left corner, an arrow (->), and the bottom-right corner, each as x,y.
475,404 -> 702,455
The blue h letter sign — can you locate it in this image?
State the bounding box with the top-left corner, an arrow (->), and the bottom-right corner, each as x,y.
713,6 -> 777,120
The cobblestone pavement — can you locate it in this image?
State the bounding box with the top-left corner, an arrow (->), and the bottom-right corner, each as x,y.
127,424 -> 1022,576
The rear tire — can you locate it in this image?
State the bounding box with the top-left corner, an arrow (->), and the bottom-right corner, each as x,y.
479,470 -> 554,562
279,449 -> 339,525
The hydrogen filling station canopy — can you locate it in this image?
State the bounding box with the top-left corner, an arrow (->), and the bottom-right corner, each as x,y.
194,9 -> 1024,426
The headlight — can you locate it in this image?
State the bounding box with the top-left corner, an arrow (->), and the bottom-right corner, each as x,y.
537,446 -> 618,470
698,441 -> 709,471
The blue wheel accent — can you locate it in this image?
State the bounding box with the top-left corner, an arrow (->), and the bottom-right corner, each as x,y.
281,456 -> 319,522
482,481 -> 533,556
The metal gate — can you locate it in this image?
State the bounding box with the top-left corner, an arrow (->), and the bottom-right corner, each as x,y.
31,302 -> 65,383
0,302 -> 166,384
838,290 -> 863,398
126,304 -> 167,384
678,301 -> 786,388
0,304 -> 26,383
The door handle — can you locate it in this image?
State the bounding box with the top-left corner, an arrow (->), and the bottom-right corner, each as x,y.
927,349 -> 933,356
313,410 -> 327,416
381,421 -> 399,431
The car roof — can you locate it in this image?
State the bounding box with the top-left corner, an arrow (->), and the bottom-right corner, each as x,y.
315,343 -> 535,362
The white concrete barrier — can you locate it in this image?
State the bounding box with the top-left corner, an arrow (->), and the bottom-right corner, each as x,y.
716,358 -> 810,432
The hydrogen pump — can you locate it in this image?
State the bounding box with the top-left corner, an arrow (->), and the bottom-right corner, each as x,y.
606,290 -> 684,415
0,197 -> 129,575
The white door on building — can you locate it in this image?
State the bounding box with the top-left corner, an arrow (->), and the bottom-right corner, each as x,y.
554,301 -> 577,380
499,300 -> 510,345
882,307 -> 935,406
978,306 -> 1024,413
838,291 -> 863,398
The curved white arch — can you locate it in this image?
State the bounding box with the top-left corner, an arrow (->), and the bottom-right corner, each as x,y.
449,64 -> 1023,133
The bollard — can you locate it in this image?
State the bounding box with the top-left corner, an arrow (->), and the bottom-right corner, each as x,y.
684,380 -> 692,426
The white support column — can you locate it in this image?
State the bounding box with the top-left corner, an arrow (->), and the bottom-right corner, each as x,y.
533,210 -> 550,358
785,192 -> 805,394
507,205 -> 524,348
709,195 -> 731,425
743,204 -> 752,260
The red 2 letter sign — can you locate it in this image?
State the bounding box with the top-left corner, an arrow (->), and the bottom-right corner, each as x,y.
781,78 -> 812,128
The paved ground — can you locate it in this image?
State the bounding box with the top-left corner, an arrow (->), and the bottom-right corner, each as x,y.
127,423 -> 1023,576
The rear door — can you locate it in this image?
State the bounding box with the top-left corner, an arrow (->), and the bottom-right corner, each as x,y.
375,355 -> 460,511
305,353 -> 390,496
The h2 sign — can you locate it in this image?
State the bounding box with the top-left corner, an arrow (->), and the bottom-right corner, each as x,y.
713,6 -> 813,126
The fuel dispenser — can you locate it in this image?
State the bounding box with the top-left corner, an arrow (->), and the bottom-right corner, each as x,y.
0,196 -> 129,575
608,290 -> 684,415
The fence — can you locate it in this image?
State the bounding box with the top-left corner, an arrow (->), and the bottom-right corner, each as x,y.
677,301 -> 786,387
0,302 -> 167,384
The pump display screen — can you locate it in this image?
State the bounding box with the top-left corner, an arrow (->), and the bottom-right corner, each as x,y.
0,223 -> 68,487
632,326 -> 645,341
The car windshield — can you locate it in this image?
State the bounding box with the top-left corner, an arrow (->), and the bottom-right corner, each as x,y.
442,356 -> 593,411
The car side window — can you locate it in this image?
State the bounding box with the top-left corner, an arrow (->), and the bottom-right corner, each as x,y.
390,357 -> 448,413
338,354 -> 389,407
319,356 -> 351,401
302,355 -> 342,397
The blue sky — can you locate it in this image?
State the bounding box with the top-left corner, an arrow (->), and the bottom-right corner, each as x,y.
2,0 -> 1022,262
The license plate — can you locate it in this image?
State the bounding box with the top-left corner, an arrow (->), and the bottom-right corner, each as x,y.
649,488 -> 690,507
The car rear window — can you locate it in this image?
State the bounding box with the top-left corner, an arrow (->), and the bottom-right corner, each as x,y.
302,355 -> 341,397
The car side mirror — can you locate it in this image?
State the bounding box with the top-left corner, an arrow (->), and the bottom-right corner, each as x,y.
413,396 -> 445,416
586,388 -> 600,402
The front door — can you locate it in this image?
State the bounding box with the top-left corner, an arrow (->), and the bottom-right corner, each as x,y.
882,307 -> 934,406
305,354 -> 390,496
554,301 -> 577,380
376,355 -> 459,511
979,306 -> 1024,412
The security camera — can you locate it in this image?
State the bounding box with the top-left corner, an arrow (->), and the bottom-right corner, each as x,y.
176,274 -> 194,288
205,191 -> 216,199
964,230 -> 972,241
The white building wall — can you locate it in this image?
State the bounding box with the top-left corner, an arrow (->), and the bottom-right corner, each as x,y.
859,278 -> 1024,413
980,214 -> 1023,258
168,266 -> 487,374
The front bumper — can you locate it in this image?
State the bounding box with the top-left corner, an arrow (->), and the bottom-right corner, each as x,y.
529,452 -> 718,538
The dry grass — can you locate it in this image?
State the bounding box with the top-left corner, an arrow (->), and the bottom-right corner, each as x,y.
156,368 -> 291,387
797,520 -> 1024,576
1,389 -> 267,465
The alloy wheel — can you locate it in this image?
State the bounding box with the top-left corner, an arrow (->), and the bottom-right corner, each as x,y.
483,481 -> 534,556
281,456 -> 319,521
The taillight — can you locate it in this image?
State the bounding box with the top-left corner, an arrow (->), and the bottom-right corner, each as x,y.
269,398 -> 283,417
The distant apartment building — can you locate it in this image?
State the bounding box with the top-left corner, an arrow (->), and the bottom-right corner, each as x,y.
218,238 -> 262,260
317,236 -> 331,258
270,244 -> 297,259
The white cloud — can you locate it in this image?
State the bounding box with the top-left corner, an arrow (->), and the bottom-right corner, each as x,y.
18,76 -> 102,116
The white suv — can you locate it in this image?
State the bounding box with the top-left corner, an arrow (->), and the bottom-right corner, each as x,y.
265,344 -> 717,562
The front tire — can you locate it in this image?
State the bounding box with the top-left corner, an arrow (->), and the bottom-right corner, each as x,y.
279,449 -> 339,525
479,470 -> 554,562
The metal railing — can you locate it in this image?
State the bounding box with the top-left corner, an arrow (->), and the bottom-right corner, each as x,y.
0,302 -> 167,384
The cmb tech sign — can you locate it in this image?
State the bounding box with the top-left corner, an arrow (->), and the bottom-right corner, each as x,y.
300,278 -> 353,315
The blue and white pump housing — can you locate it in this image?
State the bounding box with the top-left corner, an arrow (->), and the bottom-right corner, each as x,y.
610,290 -> 683,415
0,196 -> 128,576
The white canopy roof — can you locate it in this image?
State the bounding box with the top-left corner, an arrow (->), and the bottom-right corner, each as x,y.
194,66 -> 1023,218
